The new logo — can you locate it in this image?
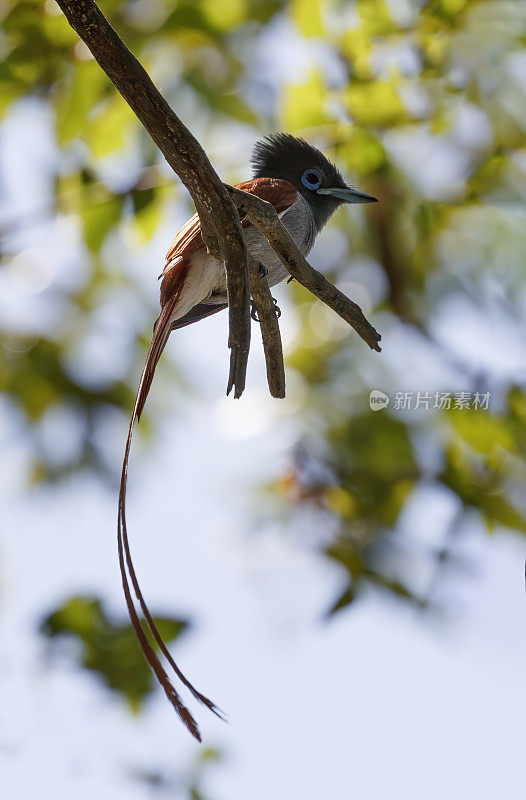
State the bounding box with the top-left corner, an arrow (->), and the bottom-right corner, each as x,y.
369,389 -> 389,411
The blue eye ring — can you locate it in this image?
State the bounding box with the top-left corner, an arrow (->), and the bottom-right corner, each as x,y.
301,168 -> 322,190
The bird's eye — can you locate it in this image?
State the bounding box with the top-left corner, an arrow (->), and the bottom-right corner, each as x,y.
301,168 -> 322,190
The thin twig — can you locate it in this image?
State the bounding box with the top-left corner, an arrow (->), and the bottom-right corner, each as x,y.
227,185 -> 382,352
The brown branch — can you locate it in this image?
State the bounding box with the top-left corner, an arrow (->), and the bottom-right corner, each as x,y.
55,0 -> 251,398
248,255 -> 286,399
228,186 -> 382,352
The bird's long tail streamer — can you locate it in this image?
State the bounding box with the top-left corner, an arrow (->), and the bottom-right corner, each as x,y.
118,295 -> 224,741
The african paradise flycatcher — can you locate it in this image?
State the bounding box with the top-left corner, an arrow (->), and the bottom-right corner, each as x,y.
118,134 -> 378,740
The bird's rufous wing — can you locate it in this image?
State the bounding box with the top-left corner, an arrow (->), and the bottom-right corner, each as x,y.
162,177 -> 297,277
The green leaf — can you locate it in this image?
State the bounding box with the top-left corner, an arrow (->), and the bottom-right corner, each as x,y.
281,69 -> 331,131
0,79 -> 24,120
291,0 -> 325,38
185,70 -> 258,124
131,184 -> 167,242
86,95 -> 137,158
40,596 -> 189,710
200,0 -> 247,31
0,336 -> 134,423
81,192 -> 124,253
480,495 -> 526,535
345,81 -> 409,128
55,60 -> 106,145
440,446 -> 526,535
327,584 -> 357,615
337,127 -> 387,174
357,0 -> 393,36
449,410 -> 515,457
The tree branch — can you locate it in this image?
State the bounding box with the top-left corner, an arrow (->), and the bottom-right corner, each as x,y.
248,255 -> 286,399
55,0 -> 251,397
55,0 -> 380,409
228,186 -> 382,352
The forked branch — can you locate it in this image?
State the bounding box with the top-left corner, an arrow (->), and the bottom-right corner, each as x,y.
228,185 -> 382,352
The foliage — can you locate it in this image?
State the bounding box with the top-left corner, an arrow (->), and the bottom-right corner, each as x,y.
1,0 -> 285,480
40,595 -> 188,711
2,0 -> 526,702
271,0 -> 526,612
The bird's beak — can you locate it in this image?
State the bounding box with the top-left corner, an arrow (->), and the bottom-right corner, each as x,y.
317,187 -> 378,204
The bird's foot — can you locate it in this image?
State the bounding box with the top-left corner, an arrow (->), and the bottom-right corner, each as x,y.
257,261 -> 268,279
250,297 -> 281,322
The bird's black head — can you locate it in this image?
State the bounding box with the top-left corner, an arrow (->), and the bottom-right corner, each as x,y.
251,133 -> 377,231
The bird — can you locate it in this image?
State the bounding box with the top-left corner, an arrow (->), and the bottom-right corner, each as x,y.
118,133 -> 378,741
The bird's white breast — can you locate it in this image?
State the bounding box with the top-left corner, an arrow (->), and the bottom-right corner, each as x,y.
244,192 -> 317,287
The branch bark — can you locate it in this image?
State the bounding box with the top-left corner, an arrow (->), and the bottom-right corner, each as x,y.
248,255 -> 286,399
55,0 -> 250,397
228,186 -> 382,353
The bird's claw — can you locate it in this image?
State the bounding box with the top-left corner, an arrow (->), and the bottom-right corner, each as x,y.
250,298 -> 281,321
257,261 -> 268,279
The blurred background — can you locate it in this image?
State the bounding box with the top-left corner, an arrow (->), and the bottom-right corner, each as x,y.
1,0 -> 525,797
